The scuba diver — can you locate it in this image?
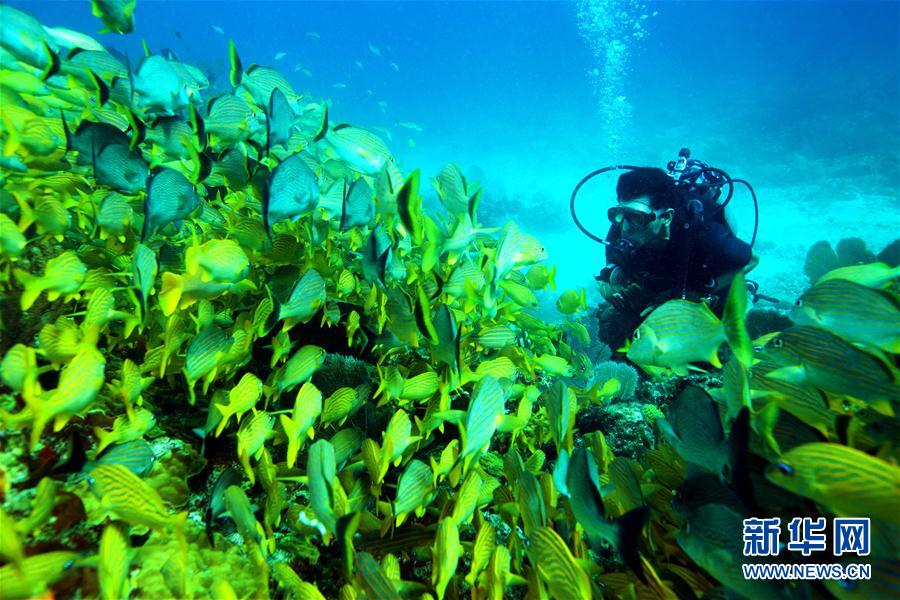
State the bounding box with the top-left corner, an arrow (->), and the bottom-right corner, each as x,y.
571,149 -> 761,347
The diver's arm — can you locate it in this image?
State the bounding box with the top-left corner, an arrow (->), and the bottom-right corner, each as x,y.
744,251 -> 760,274
712,251 -> 760,293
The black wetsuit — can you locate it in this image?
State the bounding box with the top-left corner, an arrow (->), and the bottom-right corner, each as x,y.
594,216 -> 753,348
601,218 -> 753,304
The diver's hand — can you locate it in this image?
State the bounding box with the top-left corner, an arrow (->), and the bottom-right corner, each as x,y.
612,283 -> 647,316
599,276 -> 646,316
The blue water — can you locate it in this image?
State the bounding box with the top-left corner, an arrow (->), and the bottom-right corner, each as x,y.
18,0 -> 900,304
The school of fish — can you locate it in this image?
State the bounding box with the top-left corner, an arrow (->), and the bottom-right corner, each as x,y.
0,2 -> 898,599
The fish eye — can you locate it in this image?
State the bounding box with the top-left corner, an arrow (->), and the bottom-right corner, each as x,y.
753,345 -> 763,353
795,299 -> 803,307
632,330 -> 641,340
775,462 -> 793,476
773,338 -> 783,349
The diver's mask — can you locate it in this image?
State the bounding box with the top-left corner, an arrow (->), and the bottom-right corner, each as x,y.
607,205 -> 660,230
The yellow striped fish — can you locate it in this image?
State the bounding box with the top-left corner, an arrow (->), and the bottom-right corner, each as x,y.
241,65 -> 298,106
325,124 -> 392,176
183,326 -> 231,404
400,370 -> 439,402
321,386 -> 359,428
750,359 -> 835,437
355,552 -> 400,600
206,93 -> 257,146
215,372 -> 263,436
237,410 -> 274,463
131,243 -> 157,317
281,382 -> 322,468
531,527 -> 591,599
476,325 -> 518,350
187,238 -> 250,283
85,439 -> 155,477
14,250 -> 87,310
467,522 -> 496,586
277,269 -> 326,329
1,343 -> 37,392
434,162 -> 469,216
494,221 -> 524,282
329,428 -> 363,469
15,477 -> 55,535
381,409 -> 413,477
26,345 -> 105,449
432,518 -> 461,600
0,507 -> 24,569
93,407 -> 156,453
307,440 -> 337,535
99,525 -> 130,600
765,326 -> 899,407
88,464 -> 187,534
36,318 -> 81,363
0,551 -> 79,599
793,278 -> 899,353
461,376 -> 507,467
96,192 -> 132,240
0,212 -> 25,258
766,443 -> 900,524
627,299 -> 727,375
451,470 -> 482,525
393,460 -> 433,526
277,344 -> 326,394
223,485 -> 266,548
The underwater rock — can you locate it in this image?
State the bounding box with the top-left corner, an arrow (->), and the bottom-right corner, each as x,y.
144,438 -> 206,507
745,307 -> 794,339
310,353 -> 373,398
576,401 -> 653,459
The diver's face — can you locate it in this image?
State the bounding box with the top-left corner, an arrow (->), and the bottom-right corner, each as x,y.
621,213 -> 663,246
615,196 -> 672,247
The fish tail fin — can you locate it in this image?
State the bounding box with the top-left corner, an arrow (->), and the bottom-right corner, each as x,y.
12,192 -> 34,232
228,39 -> 242,89
313,104 -> 328,142
279,415 -> 299,467
655,416 -> 680,449
579,287 -> 586,308
14,268 -> 44,311
188,103 -> 206,151
92,426 -> 113,455
615,505 -> 649,582
25,386 -> 50,451
40,41 -> 61,81
723,271 -> 753,368
124,107 -> 146,149
87,70 -> 110,106
548,265 -> 557,291
264,297 -> 280,337
214,403 -> 233,437
60,110 -> 74,155
1,111 -> 21,158
158,272 -> 184,317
